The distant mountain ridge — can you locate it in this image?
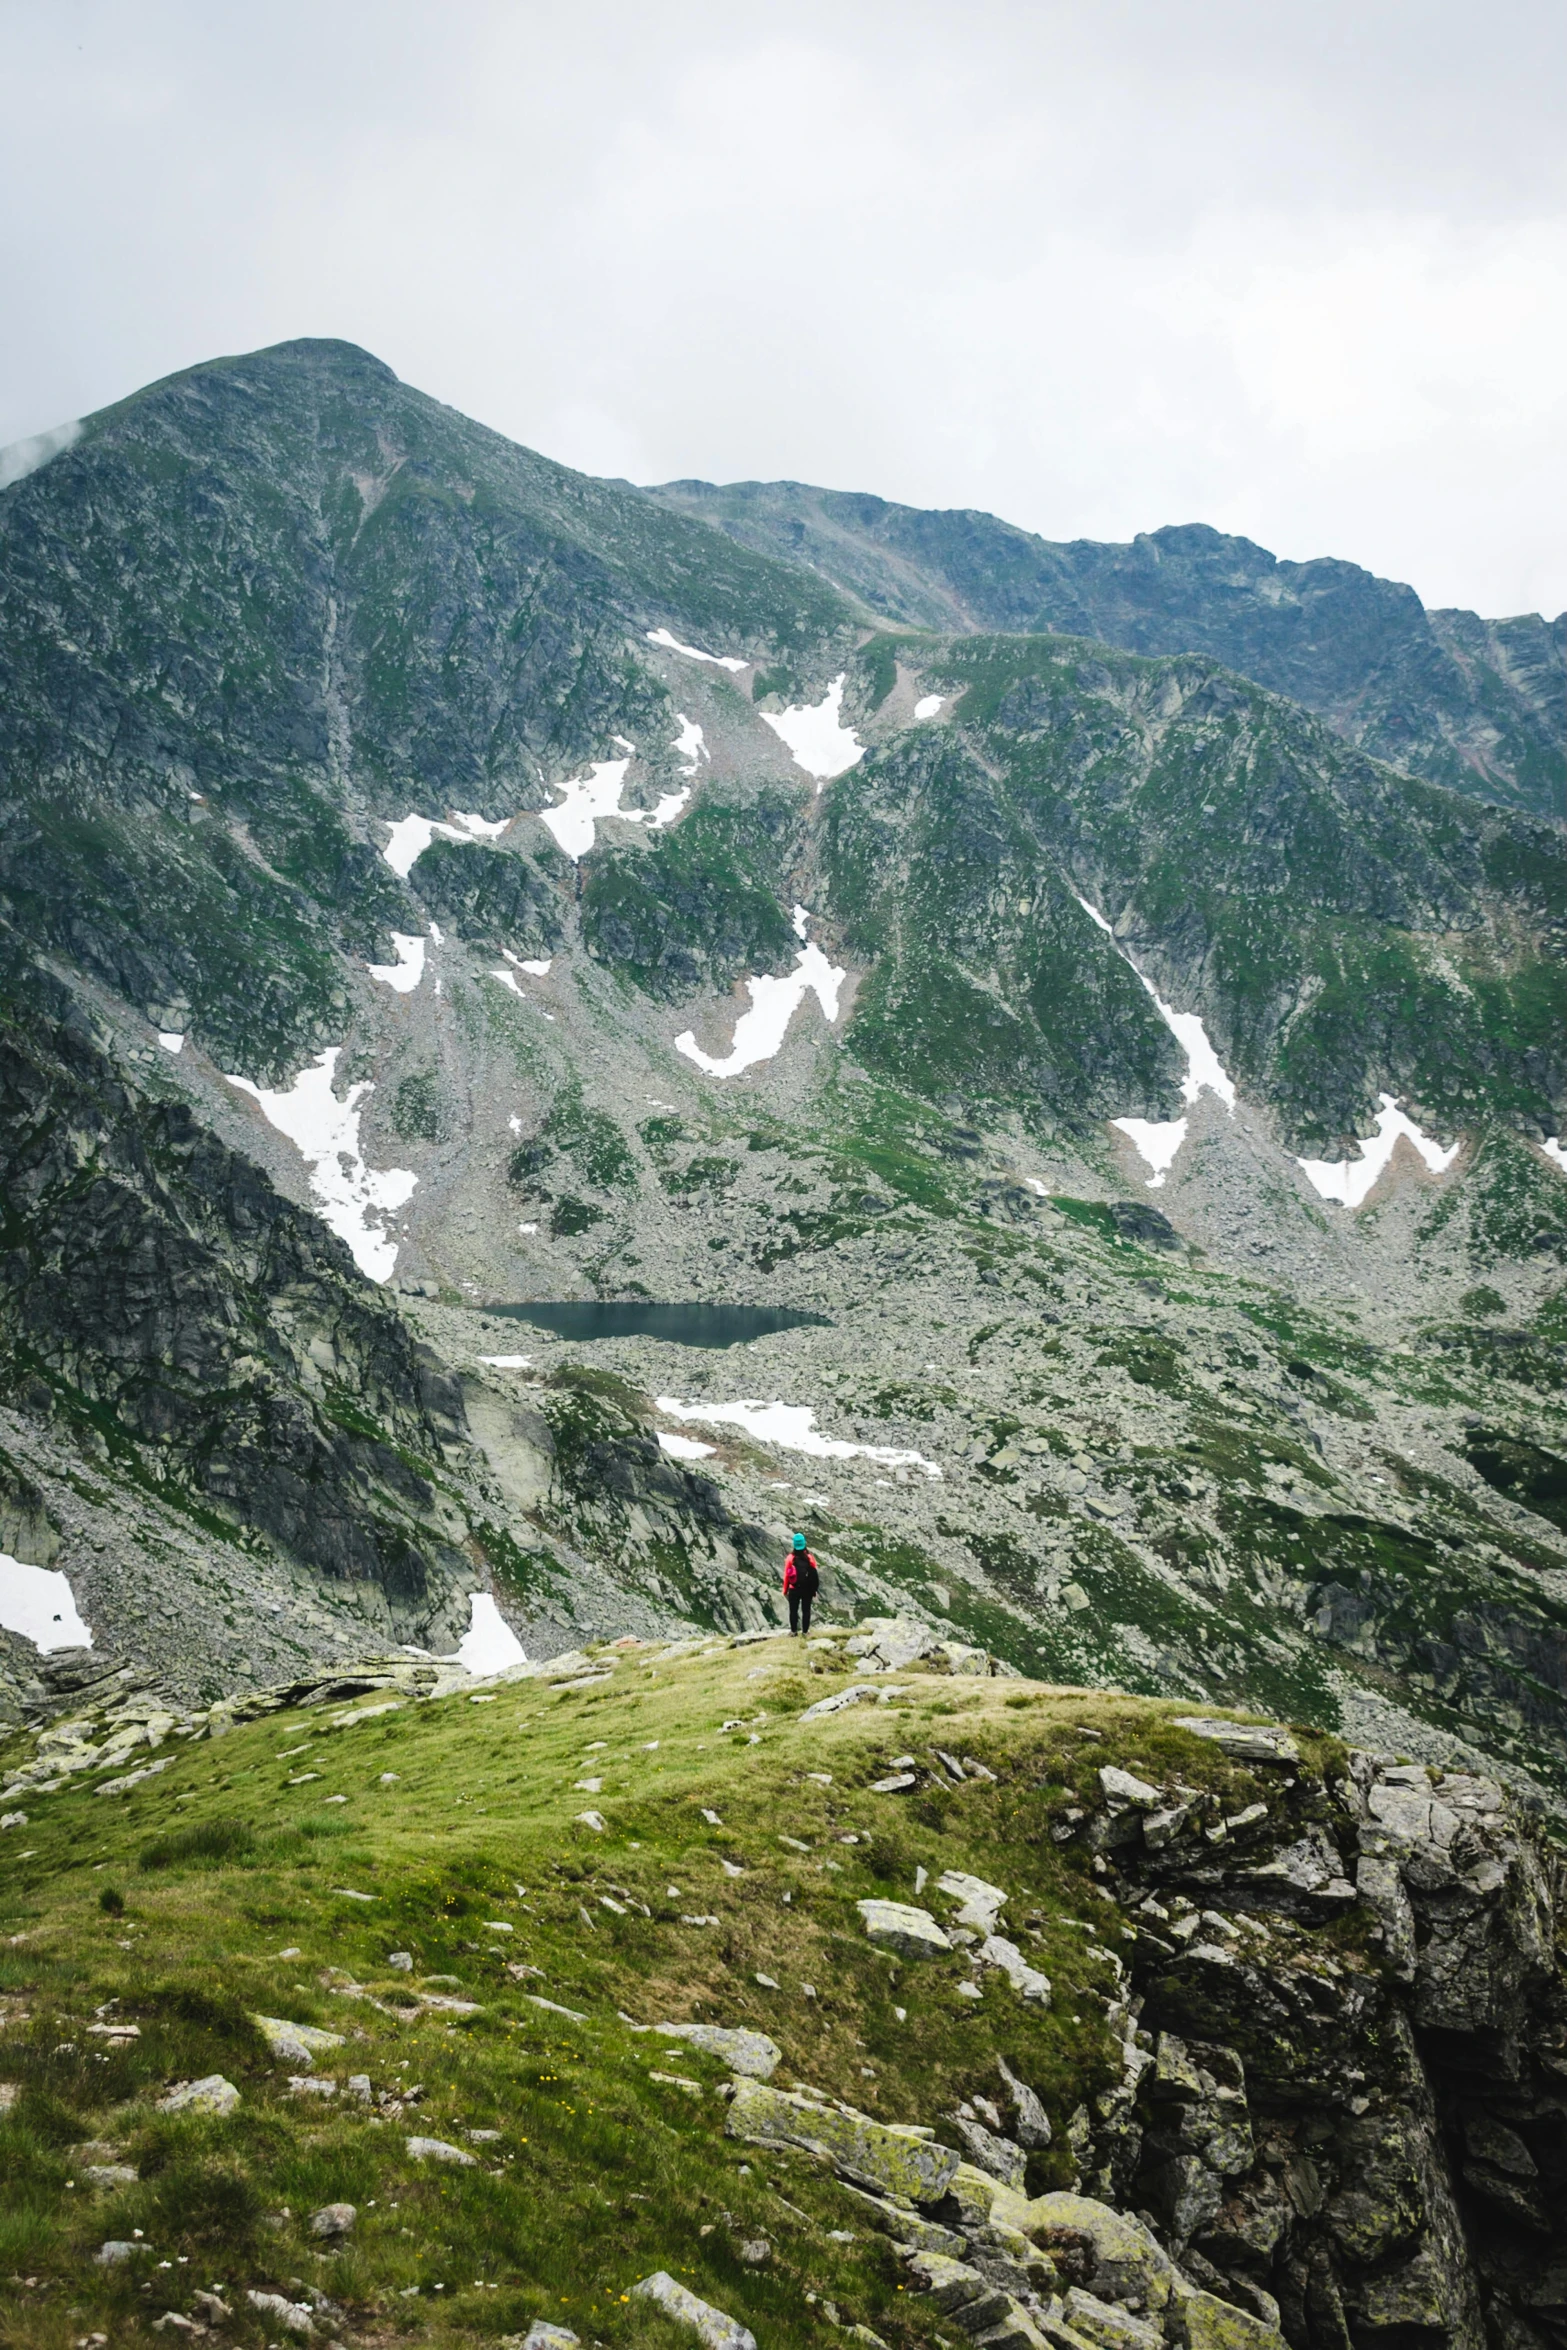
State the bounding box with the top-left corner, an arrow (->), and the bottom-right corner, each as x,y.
648,479 -> 1567,819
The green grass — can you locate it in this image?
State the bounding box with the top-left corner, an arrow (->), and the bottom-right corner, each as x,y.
0,1644 -> 1327,2350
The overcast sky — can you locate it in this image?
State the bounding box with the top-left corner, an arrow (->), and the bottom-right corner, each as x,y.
3,0 -> 1564,616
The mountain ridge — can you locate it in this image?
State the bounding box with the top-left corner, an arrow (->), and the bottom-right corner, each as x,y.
647,478 -> 1567,820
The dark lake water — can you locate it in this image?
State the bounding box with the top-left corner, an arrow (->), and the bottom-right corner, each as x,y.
488,1302 -> 830,1349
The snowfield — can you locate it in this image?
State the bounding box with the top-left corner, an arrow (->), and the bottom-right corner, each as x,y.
675,908 -> 845,1078
655,1398 -> 941,1479
367,932 -> 428,993
0,1554 -> 92,1652
225,1048 -> 417,1283
1297,1095 -> 1461,1207
450,1592 -> 526,1675
646,627 -> 748,672
381,810 -> 505,878
1077,896 -> 1236,1186
759,677 -> 865,785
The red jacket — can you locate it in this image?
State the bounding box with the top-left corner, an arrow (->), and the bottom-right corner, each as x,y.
783,1549 -> 819,1594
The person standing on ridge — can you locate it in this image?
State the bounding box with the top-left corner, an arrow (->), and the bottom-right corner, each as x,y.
783,1533 -> 819,1635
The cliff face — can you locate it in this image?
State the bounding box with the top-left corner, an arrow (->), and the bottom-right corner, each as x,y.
1066,1731 -> 1566,2350
0,969 -> 477,1645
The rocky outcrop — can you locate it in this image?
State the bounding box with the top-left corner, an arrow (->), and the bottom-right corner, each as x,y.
1054,1726 -> 1566,2350
0,975 -> 475,1643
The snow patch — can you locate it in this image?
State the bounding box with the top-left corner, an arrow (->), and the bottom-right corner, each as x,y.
656,1397 -> 941,1479
449,1593 -> 527,1676
0,1555 -> 91,1652
382,810 -> 507,874
914,694 -> 946,721
225,1048 -> 416,1283
1544,1139 -> 1567,1176
0,417 -> 81,491
657,1430 -> 717,1462
646,627 -> 748,672
479,1354 -> 534,1369
760,676 -> 865,785
157,1031 -> 185,1055
676,907 -> 844,1078
650,787 -> 692,828
674,714 -> 708,770
1297,1094 -> 1461,1207
1111,1118 -> 1189,1183
367,932 -> 427,993
500,950 -> 552,977
1077,895 -> 1236,1186
539,757 -> 648,860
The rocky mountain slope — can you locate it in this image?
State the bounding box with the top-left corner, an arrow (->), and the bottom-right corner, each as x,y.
649,483 -> 1566,820
3,336 -> 1567,1826
0,1638 -> 1562,2350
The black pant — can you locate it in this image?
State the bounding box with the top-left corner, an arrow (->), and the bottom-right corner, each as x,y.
789,1589 -> 813,1635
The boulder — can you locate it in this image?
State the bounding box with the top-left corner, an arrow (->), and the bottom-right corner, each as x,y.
727,2079 -> 960,2203
405,2134 -> 478,2166
245,2289 -> 316,2337
801,1685 -> 881,1720
632,2271 -> 757,2350
858,1899 -> 952,1958
938,1870 -> 1010,1933
945,2161 -> 1038,2243
253,2015 -> 346,2069
1171,1720 -> 1299,1765
522,2326 -> 582,2350
159,2074 -> 239,2117
999,2055 -> 1052,2149
650,2022 -> 781,2078
1167,2290 -> 1287,2350
1099,1767 -> 1165,1811
1066,2288 -> 1165,2350
951,2114 -> 1028,2189
1022,2195 -> 1179,2314
979,1935 -> 1052,2002
836,2180 -> 968,2254
309,2202 -> 356,2238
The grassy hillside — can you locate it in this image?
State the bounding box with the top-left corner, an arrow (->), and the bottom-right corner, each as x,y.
0,1638 -> 1335,2349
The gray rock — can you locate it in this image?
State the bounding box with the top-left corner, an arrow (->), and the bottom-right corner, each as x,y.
858,1899 -> 952,1958
1065,2287 -> 1164,2350
159,2074 -> 239,2116
727,2079 -> 960,2203
632,2270 -> 757,2350
246,2288 -> 316,2337
950,2115 -> 1028,2189
649,2022 -> 781,2079
998,2055 -> 1052,2149
1172,1719 -> 1300,1764
253,2015 -> 346,2069
309,2202 -> 357,2238
938,1870 -> 1010,1933
95,2239 -> 143,2265
522,2326 -> 582,2350
801,1685 -> 881,1720
405,2134 -> 478,2166
1099,1766 -> 1165,1810
977,1935 -> 1052,2002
